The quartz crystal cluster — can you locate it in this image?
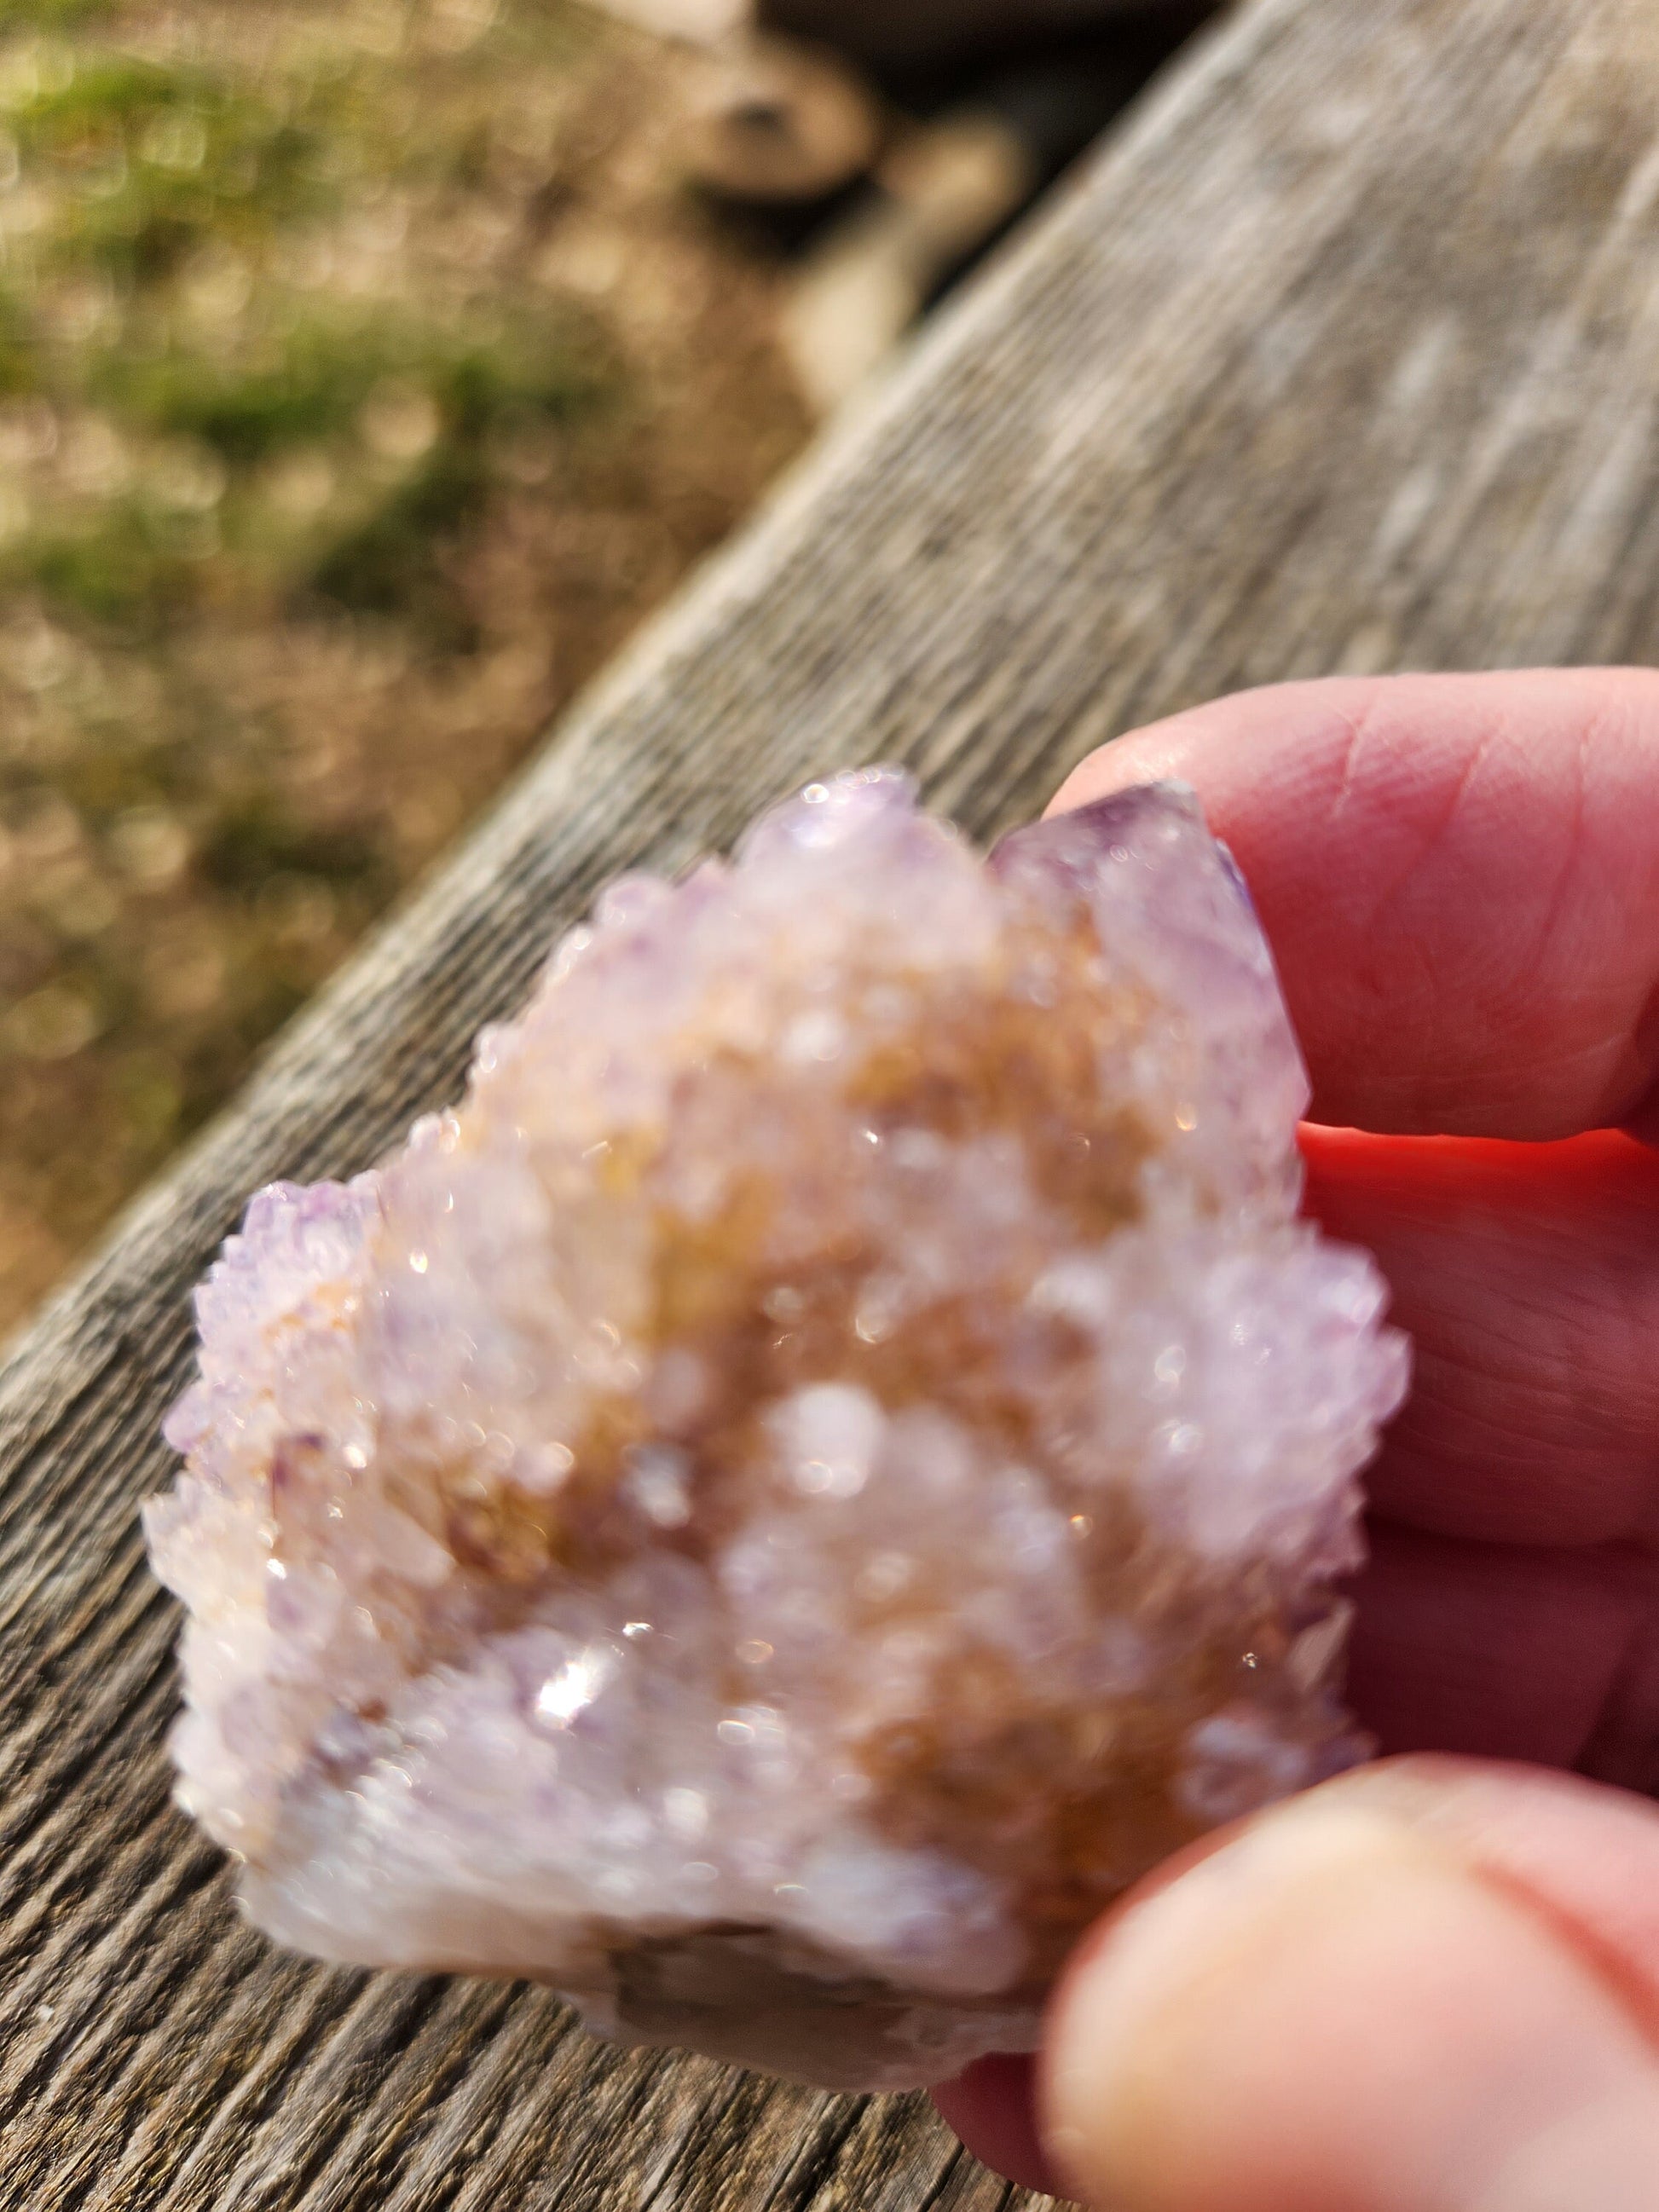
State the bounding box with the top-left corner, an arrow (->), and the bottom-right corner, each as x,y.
146,769 -> 1408,2090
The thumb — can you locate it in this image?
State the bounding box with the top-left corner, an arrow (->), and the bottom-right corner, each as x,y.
1040,1757 -> 1659,2212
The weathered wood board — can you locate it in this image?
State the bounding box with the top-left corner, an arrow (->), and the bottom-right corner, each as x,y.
4,0 -> 1659,2203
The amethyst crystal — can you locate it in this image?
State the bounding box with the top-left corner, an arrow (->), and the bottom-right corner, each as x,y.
145,770 -> 1408,2090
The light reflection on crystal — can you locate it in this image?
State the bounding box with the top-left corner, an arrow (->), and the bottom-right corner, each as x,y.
535,1649 -> 613,1729
145,771 -> 1408,2094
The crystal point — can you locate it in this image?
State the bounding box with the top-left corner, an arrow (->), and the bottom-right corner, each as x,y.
146,770 -> 1408,2090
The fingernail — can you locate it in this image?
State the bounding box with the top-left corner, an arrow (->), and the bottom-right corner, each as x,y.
1042,1799 -> 1659,2212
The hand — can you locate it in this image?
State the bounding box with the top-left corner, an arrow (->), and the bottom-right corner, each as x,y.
934,669 -> 1659,2210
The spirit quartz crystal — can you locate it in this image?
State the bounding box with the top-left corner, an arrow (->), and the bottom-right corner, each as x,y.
146,768 -> 1408,2090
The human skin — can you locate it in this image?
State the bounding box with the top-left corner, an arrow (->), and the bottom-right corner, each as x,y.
933,669 -> 1659,2209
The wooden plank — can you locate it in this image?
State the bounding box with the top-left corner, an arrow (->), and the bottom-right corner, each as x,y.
3,0 -> 1658,2202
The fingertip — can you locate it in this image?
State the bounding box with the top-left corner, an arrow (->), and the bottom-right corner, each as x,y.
1038,1776 -> 1659,2212
1044,676 -> 1389,820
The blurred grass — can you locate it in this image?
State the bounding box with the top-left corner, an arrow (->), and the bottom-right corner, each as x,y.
0,0 -> 809,1330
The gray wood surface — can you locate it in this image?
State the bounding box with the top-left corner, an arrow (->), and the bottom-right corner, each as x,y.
4,0 -> 1659,2203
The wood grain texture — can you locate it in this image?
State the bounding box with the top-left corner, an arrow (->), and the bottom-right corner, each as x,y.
4,0 -> 1659,2203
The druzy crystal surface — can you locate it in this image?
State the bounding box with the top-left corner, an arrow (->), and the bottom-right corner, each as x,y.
146,769 -> 1408,2090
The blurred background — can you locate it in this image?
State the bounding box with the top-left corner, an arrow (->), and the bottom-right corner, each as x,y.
0,0 -> 1215,1334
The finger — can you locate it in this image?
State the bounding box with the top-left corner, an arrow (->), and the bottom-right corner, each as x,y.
933,1761 -> 1659,2191
1041,1759 -> 1659,2212
1347,1522 -> 1654,1773
930,2053 -> 1057,2198
1583,1601 -> 1659,1798
1300,1126 -> 1659,1547
1049,668 -> 1659,1139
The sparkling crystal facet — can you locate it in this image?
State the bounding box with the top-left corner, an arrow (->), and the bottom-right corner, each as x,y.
145,770 -> 1408,2090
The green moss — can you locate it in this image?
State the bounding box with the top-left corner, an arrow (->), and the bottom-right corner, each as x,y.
9,46 -> 342,280
101,309 -> 602,459
199,797 -> 384,897
0,3 -> 620,640
10,49 -> 180,132
302,321 -> 608,628
93,324 -> 387,461
0,0 -> 116,22
436,327 -> 601,436
304,440 -> 483,632
12,302 -> 610,637
12,504 -> 200,627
